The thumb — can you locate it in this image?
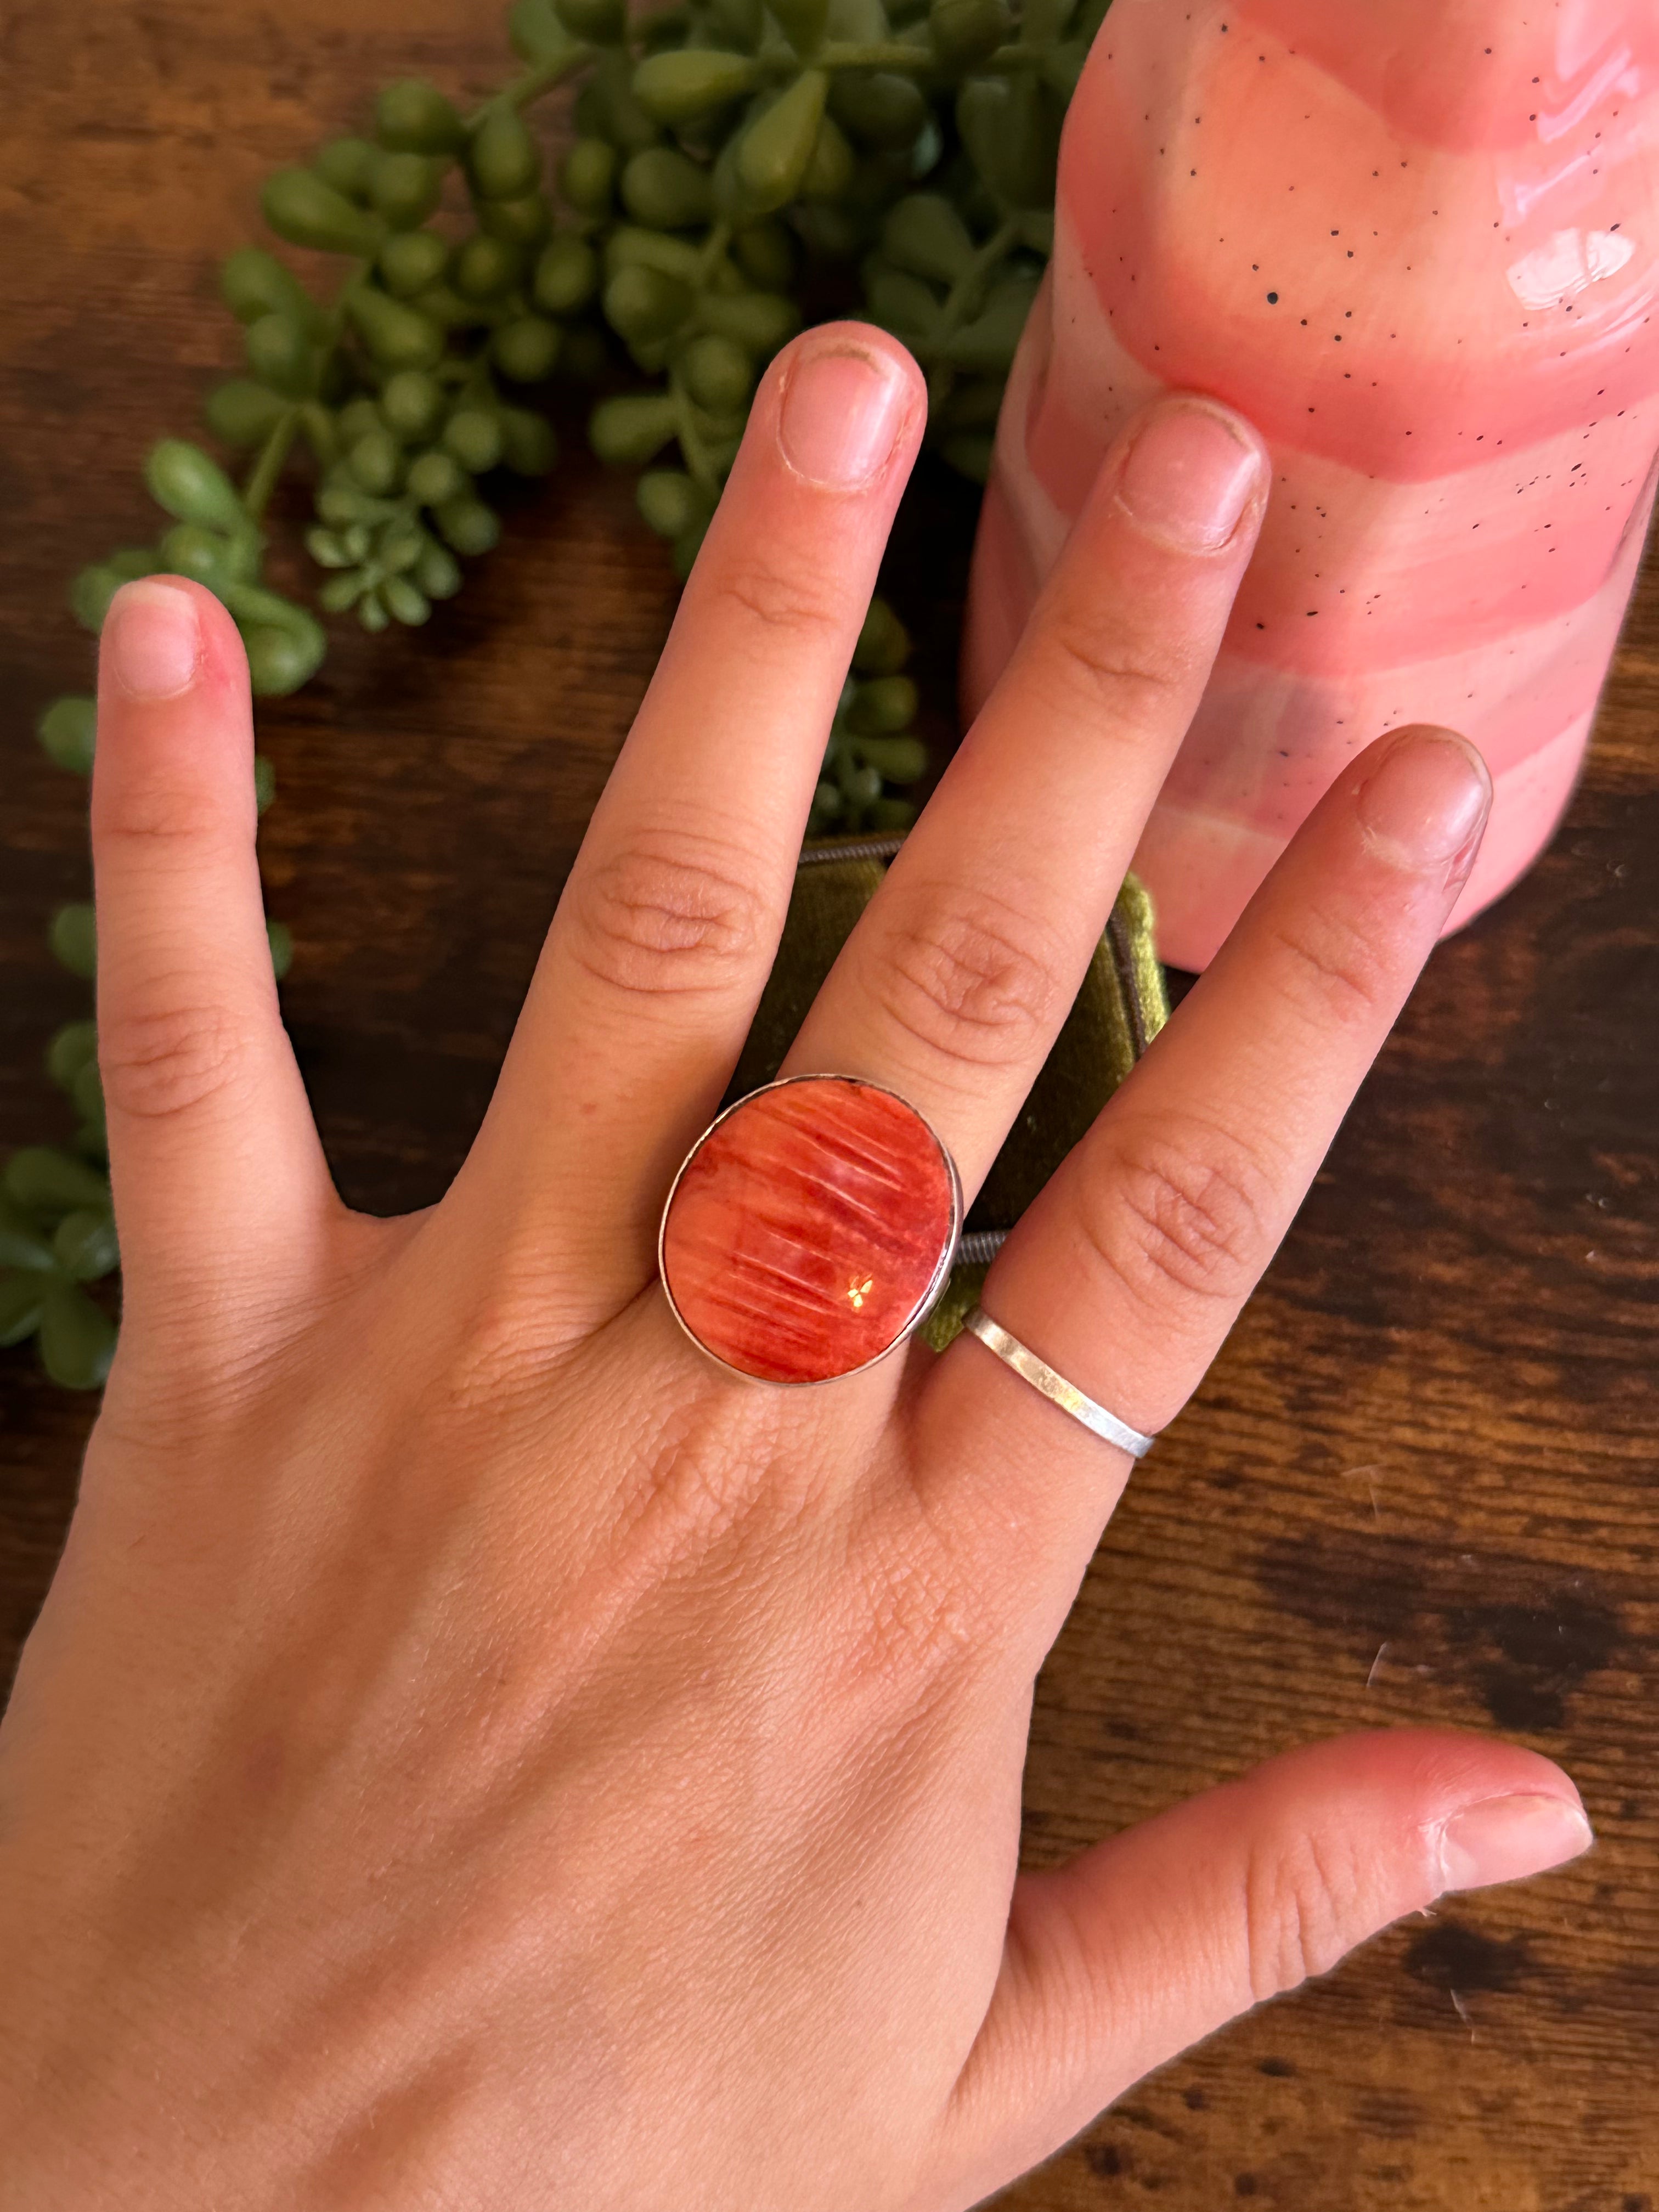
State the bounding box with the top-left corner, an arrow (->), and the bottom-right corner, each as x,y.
946,1730 -> 1591,2196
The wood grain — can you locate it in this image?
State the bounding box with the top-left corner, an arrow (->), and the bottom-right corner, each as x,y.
3,4 -> 1657,2202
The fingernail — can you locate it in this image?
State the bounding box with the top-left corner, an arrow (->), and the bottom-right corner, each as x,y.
104,579 -> 201,701
1115,399 -> 1263,552
1437,1792 -> 1594,1894
777,340 -> 910,490
1356,726 -> 1493,881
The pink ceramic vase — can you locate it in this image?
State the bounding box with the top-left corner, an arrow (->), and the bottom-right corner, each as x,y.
965,0 -> 1659,969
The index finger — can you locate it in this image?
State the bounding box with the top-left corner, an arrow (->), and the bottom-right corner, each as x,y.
91,579 -> 338,1347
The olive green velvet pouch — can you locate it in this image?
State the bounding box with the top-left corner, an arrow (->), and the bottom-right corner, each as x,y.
730,838 -> 1169,1351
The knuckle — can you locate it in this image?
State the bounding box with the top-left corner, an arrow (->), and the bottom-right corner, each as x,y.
1267,902 -> 1396,1034
845,1520 -> 976,1694
568,833 -> 769,1003
1082,1115 -> 1273,1310
439,1278 -> 549,1419
98,775 -> 238,855
620,1385 -> 812,1568
98,996 -> 249,1122
866,885 -> 1064,1074
716,551 -> 845,644
1243,1826 -> 1361,2003
1039,590 -> 1198,737
435,1296 -> 591,1460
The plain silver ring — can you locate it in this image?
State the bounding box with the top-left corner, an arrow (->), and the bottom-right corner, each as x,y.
962,1308 -> 1158,1459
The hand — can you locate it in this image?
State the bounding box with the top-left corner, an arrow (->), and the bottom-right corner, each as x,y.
0,325 -> 1590,2211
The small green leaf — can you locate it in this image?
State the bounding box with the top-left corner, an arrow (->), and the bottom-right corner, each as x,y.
493,316 -> 566,385
509,0 -> 583,64
533,234 -> 600,314
416,542 -> 463,600
847,675 -> 919,734
636,470 -> 715,541
603,264 -> 694,347
559,138 -> 618,215
370,150 -> 446,230
433,498 -> 502,556
245,312 -> 317,397
692,289 -> 800,356
453,234 -> 526,301
830,70 -> 929,151
0,1191 -> 57,1274
347,427 -> 405,495
883,193 -> 976,285
853,596 -> 911,675
314,136 -> 380,200
679,334 -> 752,416
227,582 -> 328,692
957,76 -> 1062,208
604,224 -> 703,284
381,576 -> 432,626
632,48 -> 760,125
407,448 -> 469,506
929,0 -> 1013,71
0,1271 -> 47,1348
556,0 -> 626,41
50,905 -> 97,981
377,229 -> 450,298
852,734 -> 928,782
346,287 -> 445,370
263,168 -> 383,256
443,409 -> 505,473
243,628 -> 324,699
205,378 -> 294,446
45,1020 -> 98,1093
736,71 -> 831,213
498,407 -> 559,476
53,1209 -> 119,1283
376,79 -> 465,155
221,246 -> 323,330
468,108 -> 541,200
589,393 -> 681,467
479,190 -> 551,247
4,1147 -> 110,1219
938,271 -> 1040,371
38,1279 -> 117,1391
37,697 -> 97,774
620,146 -> 715,230
770,0 -> 830,52
158,523 -> 238,590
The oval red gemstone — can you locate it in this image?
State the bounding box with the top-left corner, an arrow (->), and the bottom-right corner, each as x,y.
660,1077 -> 959,1384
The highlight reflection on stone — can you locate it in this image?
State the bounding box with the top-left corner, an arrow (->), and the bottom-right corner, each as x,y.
661,1077 -> 957,1383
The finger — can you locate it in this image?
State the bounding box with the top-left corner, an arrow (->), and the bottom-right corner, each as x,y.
92,578 -> 337,1335
944,1731 -> 1592,2195
459,325 -> 926,1317
782,394 -> 1267,1194
922,725 -> 1492,1583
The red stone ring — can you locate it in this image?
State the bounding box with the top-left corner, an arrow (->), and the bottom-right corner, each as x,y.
658,1075 -> 963,1386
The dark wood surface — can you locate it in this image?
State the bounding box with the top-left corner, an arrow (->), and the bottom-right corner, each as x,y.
3,4 -> 1657,2204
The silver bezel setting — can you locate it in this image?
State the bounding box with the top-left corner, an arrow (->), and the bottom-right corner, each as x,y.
657,1073 -> 964,1387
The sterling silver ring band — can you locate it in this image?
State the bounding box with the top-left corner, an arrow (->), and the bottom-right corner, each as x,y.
963,1309 -> 1158,1459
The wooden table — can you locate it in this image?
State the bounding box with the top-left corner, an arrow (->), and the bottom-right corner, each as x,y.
3,4 -> 1657,2202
